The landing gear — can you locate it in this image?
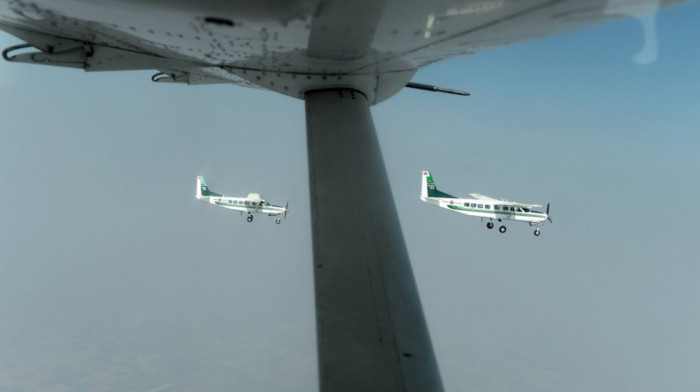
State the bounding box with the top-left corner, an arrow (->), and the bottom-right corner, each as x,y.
534,229 -> 541,236
486,221 -> 494,229
276,218 -> 281,224
247,214 -> 253,222
499,225 -> 506,233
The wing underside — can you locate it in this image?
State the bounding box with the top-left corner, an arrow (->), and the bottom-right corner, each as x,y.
0,0 -> 690,103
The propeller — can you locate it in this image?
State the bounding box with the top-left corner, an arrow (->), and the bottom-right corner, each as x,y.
284,201 -> 289,220
546,203 -> 552,223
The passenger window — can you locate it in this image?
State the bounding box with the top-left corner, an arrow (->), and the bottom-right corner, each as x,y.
494,206 -> 500,210
486,205 -> 491,209
477,204 -> 483,208
464,203 -> 469,207
245,201 -> 250,206
471,203 -> 476,207
510,207 -> 515,211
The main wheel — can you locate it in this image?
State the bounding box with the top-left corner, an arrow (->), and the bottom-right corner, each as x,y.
247,215 -> 253,222
499,225 -> 506,233
534,229 -> 541,236
486,222 -> 494,229
276,219 -> 281,224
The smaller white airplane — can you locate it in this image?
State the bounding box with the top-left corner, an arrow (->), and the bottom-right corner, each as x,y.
420,170 -> 551,236
196,176 -> 288,224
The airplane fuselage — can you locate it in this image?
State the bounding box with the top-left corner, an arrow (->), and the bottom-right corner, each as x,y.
207,196 -> 286,217
420,196 -> 547,225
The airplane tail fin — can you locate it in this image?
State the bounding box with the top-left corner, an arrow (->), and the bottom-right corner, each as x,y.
421,170 -> 457,199
196,176 -> 222,200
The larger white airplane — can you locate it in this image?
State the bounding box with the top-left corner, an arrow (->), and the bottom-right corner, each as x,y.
1,1 -> 694,391
420,171 -> 551,236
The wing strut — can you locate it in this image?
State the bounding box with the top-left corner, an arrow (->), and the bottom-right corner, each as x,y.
305,88 -> 444,392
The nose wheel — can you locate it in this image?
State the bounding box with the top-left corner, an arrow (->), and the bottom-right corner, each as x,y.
534,229 -> 541,236
486,221 -> 494,229
276,218 -> 281,224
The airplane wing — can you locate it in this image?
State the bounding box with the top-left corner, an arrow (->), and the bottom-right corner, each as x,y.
512,202 -> 544,208
501,201 -> 544,208
0,0 -> 692,104
470,194 -> 543,208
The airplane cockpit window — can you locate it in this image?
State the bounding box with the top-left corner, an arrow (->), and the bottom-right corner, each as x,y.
252,202 -> 257,206
523,208 -> 530,212
510,207 -> 515,211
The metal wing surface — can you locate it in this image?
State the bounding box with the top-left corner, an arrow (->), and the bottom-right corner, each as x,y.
0,0 -> 691,103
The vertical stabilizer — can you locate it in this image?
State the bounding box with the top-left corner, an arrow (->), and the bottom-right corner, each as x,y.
421,171 -> 433,198
421,170 -> 456,199
196,176 -> 221,200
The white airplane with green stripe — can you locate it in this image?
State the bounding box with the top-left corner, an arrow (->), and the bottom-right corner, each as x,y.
420,171 -> 551,236
196,176 -> 288,224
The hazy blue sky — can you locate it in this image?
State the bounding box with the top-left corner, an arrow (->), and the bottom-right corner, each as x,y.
2,4 -> 700,392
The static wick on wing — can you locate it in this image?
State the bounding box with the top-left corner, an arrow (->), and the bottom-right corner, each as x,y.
405,82 -> 470,96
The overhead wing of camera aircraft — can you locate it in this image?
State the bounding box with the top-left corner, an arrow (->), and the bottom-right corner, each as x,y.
0,1 -> 694,391
195,176 -> 288,224
420,171 -> 552,236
